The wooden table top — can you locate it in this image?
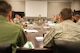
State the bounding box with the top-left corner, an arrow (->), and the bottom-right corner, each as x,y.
24,24 -> 50,48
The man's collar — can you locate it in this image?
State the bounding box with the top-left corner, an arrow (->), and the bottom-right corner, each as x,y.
0,15 -> 8,22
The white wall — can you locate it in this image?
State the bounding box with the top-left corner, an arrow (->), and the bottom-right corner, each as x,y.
6,0 -> 25,12
6,0 -> 80,17
71,0 -> 80,11
25,1 -> 47,17
47,1 -> 71,18
25,0 -> 71,18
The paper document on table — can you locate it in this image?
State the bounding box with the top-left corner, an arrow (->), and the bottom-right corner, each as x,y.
35,37 -> 44,42
28,24 -> 34,26
24,29 -> 38,32
48,23 -> 55,27
23,41 -> 34,49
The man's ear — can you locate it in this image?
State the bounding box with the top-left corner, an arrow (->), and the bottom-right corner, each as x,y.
6,11 -> 12,21
59,16 -> 64,22
72,16 -> 74,21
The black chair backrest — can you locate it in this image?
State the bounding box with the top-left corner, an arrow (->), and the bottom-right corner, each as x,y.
54,40 -> 80,53
0,44 -> 12,53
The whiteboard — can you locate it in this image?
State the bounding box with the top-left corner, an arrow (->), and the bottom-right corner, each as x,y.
25,1 -> 47,17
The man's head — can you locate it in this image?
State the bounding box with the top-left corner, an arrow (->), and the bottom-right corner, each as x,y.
59,8 -> 72,21
73,14 -> 80,21
15,14 -> 21,19
38,15 -> 41,18
0,1 -> 12,21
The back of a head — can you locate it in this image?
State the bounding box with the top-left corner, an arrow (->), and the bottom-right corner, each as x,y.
60,8 -> 72,20
0,1 -> 12,17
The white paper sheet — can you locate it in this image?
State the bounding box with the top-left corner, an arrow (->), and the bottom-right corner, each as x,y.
24,29 -> 38,32
48,23 -> 55,27
35,37 -> 43,42
28,24 -> 34,26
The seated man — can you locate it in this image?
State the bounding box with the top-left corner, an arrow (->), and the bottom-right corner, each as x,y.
36,15 -> 43,25
43,8 -> 80,49
13,14 -> 24,25
72,14 -> 80,23
51,15 -> 60,23
75,14 -> 80,25
0,1 -> 27,53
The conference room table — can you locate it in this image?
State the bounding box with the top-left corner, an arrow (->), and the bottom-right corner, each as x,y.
24,23 -> 50,48
16,23 -> 53,53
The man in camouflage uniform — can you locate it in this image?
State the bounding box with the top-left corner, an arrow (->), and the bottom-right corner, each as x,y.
76,14 -> 80,25
43,8 -> 80,48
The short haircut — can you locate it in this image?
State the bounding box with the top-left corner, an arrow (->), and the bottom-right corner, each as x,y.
60,8 -> 72,20
0,1 -> 12,17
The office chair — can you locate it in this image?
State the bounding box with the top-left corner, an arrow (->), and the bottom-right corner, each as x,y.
0,44 -> 12,53
54,40 -> 80,53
